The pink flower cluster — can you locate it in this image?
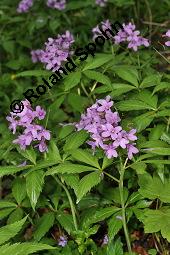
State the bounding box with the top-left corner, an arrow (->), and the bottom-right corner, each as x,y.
6,100 -> 50,152
47,0 -> 66,10
92,21 -> 149,51
163,30 -> 170,46
31,31 -> 74,72
95,0 -> 108,7
76,96 -> 139,159
17,0 -> 33,13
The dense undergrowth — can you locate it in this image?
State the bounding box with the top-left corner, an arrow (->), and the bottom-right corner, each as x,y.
0,0 -> 170,254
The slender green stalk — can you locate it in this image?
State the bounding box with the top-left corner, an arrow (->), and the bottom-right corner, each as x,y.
53,175 -> 78,231
119,158 -> 132,253
103,171 -> 119,183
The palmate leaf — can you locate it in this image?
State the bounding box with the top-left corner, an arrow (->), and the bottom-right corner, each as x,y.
140,74 -> 161,88
56,213 -> 75,234
63,130 -> 88,152
76,171 -> 102,203
26,170 -> 44,210
71,149 -> 100,168
113,65 -> 139,87
107,238 -> 123,255
12,177 -> 26,205
141,207 -> 170,242
0,242 -> 55,255
83,54 -> 113,71
138,173 -> 170,203
82,207 -> 119,229
46,162 -> 98,175
83,70 -> 111,85
0,216 -> 27,245
33,212 -> 55,241
0,165 -> 32,178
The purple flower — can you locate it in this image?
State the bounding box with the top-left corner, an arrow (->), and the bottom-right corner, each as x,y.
35,106 -> 46,120
58,235 -> 67,247
163,30 -> 170,46
7,100 -> 50,153
31,31 -> 74,72
75,96 -> 139,160
127,143 -> 139,159
31,50 -> 44,63
102,234 -> 109,245
114,22 -> 149,51
95,0 -> 108,7
47,0 -> 66,10
92,20 -> 112,40
17,0 -> 33,13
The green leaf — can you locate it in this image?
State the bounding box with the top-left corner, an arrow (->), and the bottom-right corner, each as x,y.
71,149 -> 100,168
113,66 -> 139,86
18,148 -> 36,165
56,213 -> 75,234
0,165 -> 32,178
134,90 -> 158,109
0,242 -> 54,255
0,216 -> 27,245
116,100 -> 154,111
64,71 -> 81,91
110,83 -> 135,97
15,70 -> 51,77
46,141 -> 62,161
138,173 -> 170,203
140,74 -> 161,88
66,0 -> 92,10
12,178 -> 26,205
46,163 -> 97,176
0,208 -> 15,220
7,208 -> 24,224
34,212 -> 55,241
0,201 -> 17,209
147,147 -> 170,155
82,207 -> 119,229
83,54 -> 113,71
107,238 -> 123,255
26,170 -> 44,210
76,171 -> 102,203
63,130 -> 88,152
108,213 -> 123,240
142,208 -> 170,242
61,174 -> 79,196
134,112 -> 155,131
83,70 -> 111,85
130,162 -> 147,174
153,82 -> 170,94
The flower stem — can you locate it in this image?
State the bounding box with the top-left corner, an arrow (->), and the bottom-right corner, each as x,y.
119,158 -> 132,253
53,175 -> 78,231
103,171 -> 119,183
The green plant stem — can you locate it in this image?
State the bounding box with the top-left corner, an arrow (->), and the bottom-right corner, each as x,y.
103,171 -> 119,183
119,159 -> 132,253
53,175 -> 78,231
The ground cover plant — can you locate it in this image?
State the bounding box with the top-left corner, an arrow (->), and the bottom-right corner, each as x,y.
0,0 -> 170,254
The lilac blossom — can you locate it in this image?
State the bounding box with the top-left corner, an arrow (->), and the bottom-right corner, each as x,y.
47,0 -> 66,10
75,96 -> 139,160
95,0 -> 108,7
102,234 -> 109,245
17,0 -> 33,13
92,20 -> 112,40
92,21 -> 149,51
114,22 -> 150,51
31,50 -> 44,63
58,235 -> 67,247
31,31 -> 74,72
163,30 -> 170,46
7,100 -> 50,153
